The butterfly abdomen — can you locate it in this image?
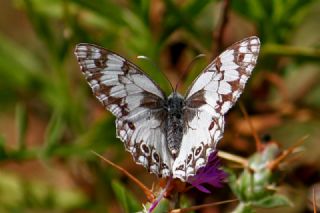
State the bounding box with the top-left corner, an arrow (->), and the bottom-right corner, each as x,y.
165,92 -> 185,158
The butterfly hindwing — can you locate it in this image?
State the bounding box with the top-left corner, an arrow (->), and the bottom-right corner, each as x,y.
172,36 -> 260,180
74,44 -> 173,177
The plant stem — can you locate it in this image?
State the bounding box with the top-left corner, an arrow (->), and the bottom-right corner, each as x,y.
262,44 -> 320,58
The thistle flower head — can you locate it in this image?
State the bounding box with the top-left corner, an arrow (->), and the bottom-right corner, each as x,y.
188,151 -> 227,193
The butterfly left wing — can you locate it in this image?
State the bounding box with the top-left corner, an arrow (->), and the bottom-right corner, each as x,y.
75,44 -> 173,177
172,36 -> 260,181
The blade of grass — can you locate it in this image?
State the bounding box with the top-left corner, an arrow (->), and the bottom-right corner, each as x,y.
42,112 -> 64,158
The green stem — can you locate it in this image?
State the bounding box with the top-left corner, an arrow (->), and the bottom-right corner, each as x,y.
262,44 -> 320,58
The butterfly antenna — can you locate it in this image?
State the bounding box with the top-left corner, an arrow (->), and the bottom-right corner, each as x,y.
137,55 -> 174,92
175,54 -> 206,92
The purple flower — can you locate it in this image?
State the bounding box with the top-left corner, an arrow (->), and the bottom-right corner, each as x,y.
188,151 -> 227,193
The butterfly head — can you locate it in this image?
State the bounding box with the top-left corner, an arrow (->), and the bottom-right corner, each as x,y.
167,92 -> 184,113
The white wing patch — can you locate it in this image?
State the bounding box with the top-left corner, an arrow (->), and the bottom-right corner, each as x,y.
116,112 -> 173,177
173,36 -> 260,181
74,44 -> 173,177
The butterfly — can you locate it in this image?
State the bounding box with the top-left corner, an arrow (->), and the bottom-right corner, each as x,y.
74,36 -> 260,181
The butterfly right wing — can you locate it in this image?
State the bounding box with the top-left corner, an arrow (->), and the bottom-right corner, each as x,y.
74,44 -> 173,177
172,36 -> 260,181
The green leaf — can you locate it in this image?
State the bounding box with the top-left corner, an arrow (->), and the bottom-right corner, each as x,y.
0,34 -> 44,97
161,0 -> 200,43
254,194 -> 292,208
23,0 -> 57,55
184,0 -> 212,18
70,0 -> 126,25
231,0 -> 266,21
231,0 -> 316,42
42,112 -> 64,158
131,0 -> 151,25
111,180 -> 140,213
225,168 -> 240,196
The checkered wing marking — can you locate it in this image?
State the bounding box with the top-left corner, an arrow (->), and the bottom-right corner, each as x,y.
74,44 -> 173,177
172,36 -> 260,180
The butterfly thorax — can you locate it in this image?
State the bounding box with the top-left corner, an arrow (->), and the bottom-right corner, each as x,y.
165,92 -> 185,158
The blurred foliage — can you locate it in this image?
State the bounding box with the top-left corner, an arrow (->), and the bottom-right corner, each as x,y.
0,0 -> 320,212
111,180 -> 140,213
0,172 -> 88,212
228,144 -> 293,212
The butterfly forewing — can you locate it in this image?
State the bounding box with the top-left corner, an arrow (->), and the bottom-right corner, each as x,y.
74,44 -> 174,177
172,36 -> 260,180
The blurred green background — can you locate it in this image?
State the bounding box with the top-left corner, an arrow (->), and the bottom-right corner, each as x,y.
0,0 -> 320,212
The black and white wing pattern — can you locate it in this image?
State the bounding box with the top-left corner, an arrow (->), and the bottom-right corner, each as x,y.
74,44 -> 173,177
75,36 -> 260,182
172,36 -> 260,180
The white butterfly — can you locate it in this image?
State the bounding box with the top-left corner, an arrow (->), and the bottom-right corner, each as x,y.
74,36 -> 260,181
